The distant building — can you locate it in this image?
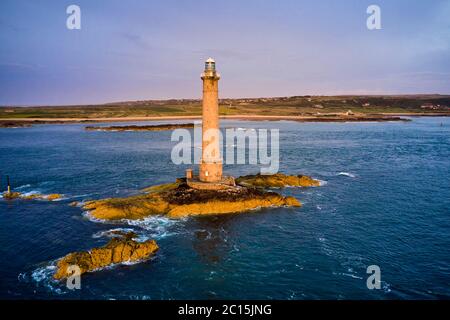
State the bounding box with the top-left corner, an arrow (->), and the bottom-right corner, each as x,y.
421,103 -> 438,110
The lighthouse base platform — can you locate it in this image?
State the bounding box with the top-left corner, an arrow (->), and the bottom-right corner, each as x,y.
186,175 -> 237,191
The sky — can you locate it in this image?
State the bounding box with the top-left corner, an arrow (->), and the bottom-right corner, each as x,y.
0,0 -> 449,106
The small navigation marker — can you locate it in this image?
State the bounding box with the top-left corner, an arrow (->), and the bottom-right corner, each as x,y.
6,175 -> 11,194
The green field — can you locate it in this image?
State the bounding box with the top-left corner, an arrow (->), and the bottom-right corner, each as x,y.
1,95 -> 449,119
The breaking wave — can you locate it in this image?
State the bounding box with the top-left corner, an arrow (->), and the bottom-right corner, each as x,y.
92,227 -> 137,239
28,262 -> 67,295
84,212 -> 182,240
337,172 -> 356,178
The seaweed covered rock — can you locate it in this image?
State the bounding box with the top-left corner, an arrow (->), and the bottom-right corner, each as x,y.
83,179 -> 300,220
2,192 -> 21,200
21,193 -> 62,201
1,191 -> 62,201
163,183 -> 300,218
236,173 -> 320,188
53,232 -> 159,280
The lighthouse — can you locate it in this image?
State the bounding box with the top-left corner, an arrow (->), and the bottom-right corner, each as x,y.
199,58 -> 222,183
185,58 -> 235,190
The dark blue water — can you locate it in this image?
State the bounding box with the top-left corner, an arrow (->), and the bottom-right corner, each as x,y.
0,117 -> 449,299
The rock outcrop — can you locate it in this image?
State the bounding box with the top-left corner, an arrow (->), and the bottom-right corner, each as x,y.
2,192 -> 21,200
236,173 -> 320,188
53,233 -> 159,280
1,192 -> 62,201
81,174 -> 317,220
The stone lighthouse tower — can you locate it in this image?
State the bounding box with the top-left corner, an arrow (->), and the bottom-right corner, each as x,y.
199,58 -> 222,183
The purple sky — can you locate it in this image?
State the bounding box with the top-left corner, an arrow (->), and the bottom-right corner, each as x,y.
0,0 -> 449,106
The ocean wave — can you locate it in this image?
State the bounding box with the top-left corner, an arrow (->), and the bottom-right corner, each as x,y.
318,179 -> 328,186
29,262 -> 67,295
124,216 -> 181,240
20,191 -> 39,197
15,184 -> 31,190
29,254 -> 157,296
332,271 -> 364,280
92,256 -> 157,271
67,193 -> 93,200
84,212 -> 181,240
337,172 -> 356,178
83,211 -> 107,223
92,228 -> 136,239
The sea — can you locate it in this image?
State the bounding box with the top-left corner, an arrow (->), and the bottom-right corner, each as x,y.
0,117 -> 449,299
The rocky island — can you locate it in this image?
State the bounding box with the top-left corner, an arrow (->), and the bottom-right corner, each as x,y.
54,60 -> 323,280
0,121 -> 32,128
79,61 -> 322,221
79,173 -> 319,221
54,232 -> 159,280
57,173 -> 318,279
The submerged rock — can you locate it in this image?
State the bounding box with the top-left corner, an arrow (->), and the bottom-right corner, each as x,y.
53,232 -> 158,280
2,192 -> 21,200
236,173 -> 320,188
1,191 -> 62,201
82,175 -> 310,220
22,193 -> 62,201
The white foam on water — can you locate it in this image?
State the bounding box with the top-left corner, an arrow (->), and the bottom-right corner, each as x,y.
333,271 -> 364,280
66,193 -> 93,200
84,212 -> 182,240
382,281 -> 392,293
83,211 -> 107,223
30,262 -> 66,295
16,184 -> 31,190
343,273 -> 363,280
21,190 -> 40,197
124,216 -> 181,240
337,172 -> 356,178
93,256 -> 156,271
10,190 -> 68,201
92,228 -> 136,239
29,254 -> 157,296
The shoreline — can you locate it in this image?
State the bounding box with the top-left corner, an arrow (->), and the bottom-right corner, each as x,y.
0,113 -> 448,127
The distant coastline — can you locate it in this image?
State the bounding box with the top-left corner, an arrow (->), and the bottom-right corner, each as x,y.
1,95 -> 449,127
4,113 -> 450,128
0,114 -> 416,128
